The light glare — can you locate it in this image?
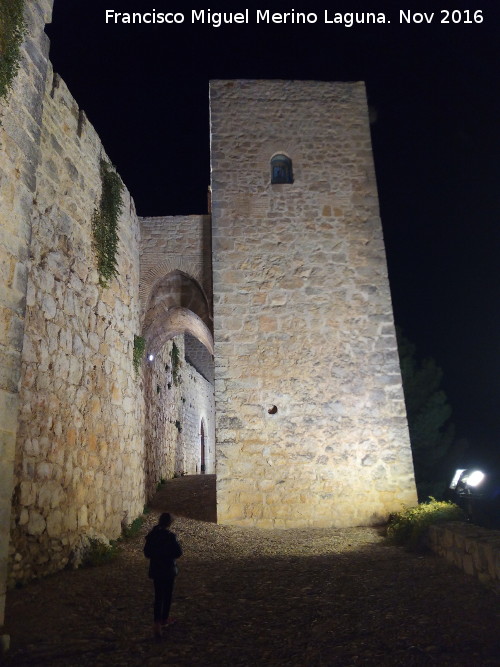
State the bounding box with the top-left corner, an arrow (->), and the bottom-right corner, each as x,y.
463,470 -> 485,487
450,468 -> 466,489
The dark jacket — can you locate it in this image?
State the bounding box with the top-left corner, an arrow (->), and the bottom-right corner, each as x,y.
144,526 -> 182,580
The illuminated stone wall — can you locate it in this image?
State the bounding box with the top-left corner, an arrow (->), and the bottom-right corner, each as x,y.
210,80 -> 417,528
0,0 -> 54,626
143,335 -> 215,500
7,64 -> 145,586
1,4 -> 216,598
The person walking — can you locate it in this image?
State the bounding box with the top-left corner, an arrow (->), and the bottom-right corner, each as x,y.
144,512 -> 182,639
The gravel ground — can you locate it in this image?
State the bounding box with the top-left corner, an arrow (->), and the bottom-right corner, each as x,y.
3,475 -> 500,666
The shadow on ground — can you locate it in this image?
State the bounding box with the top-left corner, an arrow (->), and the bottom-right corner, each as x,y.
149,474 -> 217,522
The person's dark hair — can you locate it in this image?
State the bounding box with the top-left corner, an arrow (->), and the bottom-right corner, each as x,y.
158,512 -> 172,528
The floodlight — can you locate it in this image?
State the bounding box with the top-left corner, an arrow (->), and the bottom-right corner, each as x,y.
462,470 -> 485,488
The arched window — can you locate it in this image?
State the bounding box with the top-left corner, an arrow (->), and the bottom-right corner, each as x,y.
271,154 -> 293,184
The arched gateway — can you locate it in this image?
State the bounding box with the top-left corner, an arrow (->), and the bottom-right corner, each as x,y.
139,242 -> 215,497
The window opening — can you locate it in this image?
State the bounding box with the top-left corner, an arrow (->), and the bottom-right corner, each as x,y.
271,154 -> 293,184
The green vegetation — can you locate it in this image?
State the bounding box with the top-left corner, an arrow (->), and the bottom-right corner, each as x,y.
171,340 -> 181,386
80,537 -> 120,567
0,0 -> 25,103
80,506 -> 153,565
121,503 -> 154,538
386,498 -> 465,552
133,335 -> 146,373
121,515 -> 144,540
91,159 -> 124,286
396,328 -> 454,500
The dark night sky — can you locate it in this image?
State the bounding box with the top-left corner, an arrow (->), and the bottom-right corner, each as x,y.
45,1 -> 500,460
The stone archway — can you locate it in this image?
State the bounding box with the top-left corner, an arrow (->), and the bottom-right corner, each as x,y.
143,306 -> 213,358
143,270 -> 212,330
141,271 -> 215,500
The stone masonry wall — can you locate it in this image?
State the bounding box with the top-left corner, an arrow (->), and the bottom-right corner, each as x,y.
143,335 -> 215,500
7,65 -> 145,586
0,0 -> 54,625
181,356 -> 215,476
210,80 -> 417,528
428,522 -> 500,590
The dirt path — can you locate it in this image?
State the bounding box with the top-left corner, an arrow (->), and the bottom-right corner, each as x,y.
3,476 -> 500,665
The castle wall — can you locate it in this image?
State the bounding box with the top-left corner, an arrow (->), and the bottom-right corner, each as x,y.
143,335 -> 215,499
0,0 -> 54,624
1,2 -> 417,616
7,65 -> 145,586
210,80 -> 417,528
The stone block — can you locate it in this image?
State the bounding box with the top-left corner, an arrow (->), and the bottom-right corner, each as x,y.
61,507 -> 77,534
46,509 -> 63,537
19,481 -> 36,506
27,511 -> 46,536
78,505 -> 88,528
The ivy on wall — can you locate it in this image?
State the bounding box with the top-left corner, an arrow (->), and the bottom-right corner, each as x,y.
92,159 -> 124,287
133,335 -> 145,373
0,0 -> 26,102
171,340 -> 181,386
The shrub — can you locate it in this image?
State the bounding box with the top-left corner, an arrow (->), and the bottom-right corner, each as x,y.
386,498 -> 465,551
121,515 -> 144,539
80,537 -> 120,567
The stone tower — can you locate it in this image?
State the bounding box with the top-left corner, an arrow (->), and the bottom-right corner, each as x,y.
210,80 -> 417,528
